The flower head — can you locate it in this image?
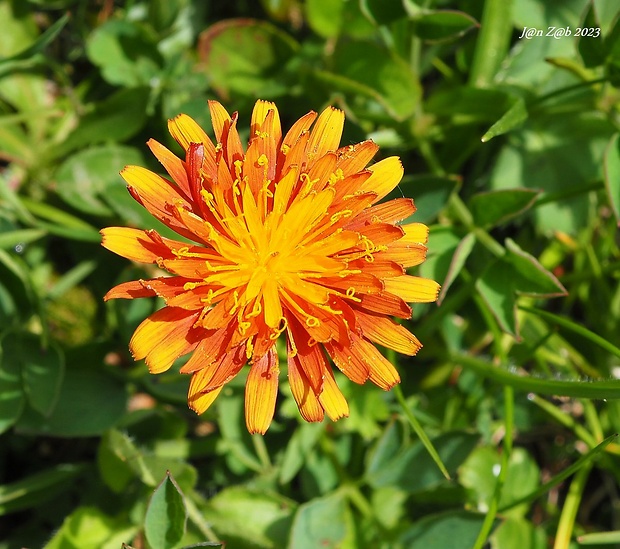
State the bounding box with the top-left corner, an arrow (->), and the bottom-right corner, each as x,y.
102,100 -> 440,434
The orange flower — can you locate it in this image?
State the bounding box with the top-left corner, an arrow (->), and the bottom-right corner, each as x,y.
102,100 -> 440,434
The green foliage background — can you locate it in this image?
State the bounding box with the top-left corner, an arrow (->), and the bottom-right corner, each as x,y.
1,0 -> 620,547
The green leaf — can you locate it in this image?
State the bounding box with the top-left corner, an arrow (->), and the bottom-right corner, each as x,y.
578,3 -> 606,68
578,530 -> 620,545
367,431 -> 478,492
1,332 -> 65,417
426,87 -> 513,123
305,0 -> 374,37
498,434 -> 617,512
469,189 -> 540,228
0,13 -> 69,77
490,518 -> 547,549
86,20 -> 163,87
489,112 -> 613,233
399,510 -> 494,547
603,132 -> 620,222
198,19 -> 299,98
0,228 -> 46,250
55,145 -> 144,217
15,361 -> 128,437
0,464 -> 84,515
97,430 -> 136,493
45,506 -> 137,549
454,355 -> 620,399
288,492 -> 354,549
332,40 -> 420,120
401,174 -> 460,224
418,226 -> 463,288
459,447 -> 539,517
0,333 -> 26,434
438,233 -> 476,304
279,422 -> 324,484
20,197 -> 101,242
411,10 -> 479,42
476,239 -> 566,336
97,428 -> 197,491
519,305 -> 620,360
481,98 -> 528,142
360,0 -> 408,26
205,487 -> 296,548
144,472 -> 188,549
58,87 -> 150,155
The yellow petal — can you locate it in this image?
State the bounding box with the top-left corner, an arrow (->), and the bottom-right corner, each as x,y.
383,276 -> 440,303
306,106 -> 345,164
168,113 -> 211,149
360,157 -> 403,203
318,367 -> 349,421
245,348 -> 280,434
130,307 -> 200,373
356,312 -> 422,356
101,227 -> 170,264
188,370 -> 223,414
400,222 -> 429,244
208,100 -> 232,143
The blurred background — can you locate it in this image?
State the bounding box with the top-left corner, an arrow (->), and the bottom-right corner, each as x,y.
1,0 -> 620,547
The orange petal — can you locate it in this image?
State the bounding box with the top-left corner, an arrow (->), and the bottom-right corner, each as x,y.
379,241 -> 428,268
200,344 -> 246,391
340,332 -> 400,390
121,166 -> 193,237
335,140 -> 379,176
188,370 -> 223,414
105,280 -> 154,301
130,307 -> 201,373
383,276 -> 440,303
179,326 -> 235,374
359,157 -> 404,203
307,151 -> 337,192
355,312 -> 422,356
348,258 -> 404,278
318,366 -> 349,421
245,348 -> 279,434
286,316 -> 325,392
348,198 -> 416,228
306,107 -> 345,165
358,222 -> 404,246
147,139 -> 191,199
104,277 -> 187,301
358,291 -> 411,319
288,346 -> 324,423
324,339 -> 369,384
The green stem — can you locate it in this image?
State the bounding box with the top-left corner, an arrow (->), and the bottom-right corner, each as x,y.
472,386 -> 514,549
185,494 -> 221,544
469,0 -> 513,88
252,434 -> 272,472
393,385 -> 450,479
553,463 -> 592,549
